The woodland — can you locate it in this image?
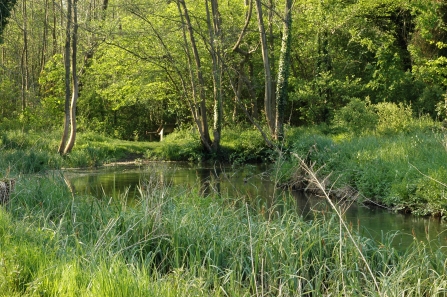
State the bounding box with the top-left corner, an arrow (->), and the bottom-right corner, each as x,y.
0,0 -> 447,154
4,1 -> 447,295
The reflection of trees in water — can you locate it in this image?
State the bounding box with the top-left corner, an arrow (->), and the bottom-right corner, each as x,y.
197,167 -> 221,197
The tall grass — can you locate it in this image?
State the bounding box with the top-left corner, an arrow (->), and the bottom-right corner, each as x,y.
283,114 -> 447,216
1,167 -> 447,296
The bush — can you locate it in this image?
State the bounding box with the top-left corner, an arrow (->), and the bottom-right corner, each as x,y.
333,97 -> 378,134
222,127 -> 270,164
375,102 -> 414,135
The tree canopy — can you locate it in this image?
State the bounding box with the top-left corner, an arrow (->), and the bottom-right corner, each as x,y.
0,0 -> 17,42
1,0 -> 447,152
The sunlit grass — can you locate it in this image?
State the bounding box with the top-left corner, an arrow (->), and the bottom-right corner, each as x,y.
285,123 -> 447,216
1,170 -> 447,296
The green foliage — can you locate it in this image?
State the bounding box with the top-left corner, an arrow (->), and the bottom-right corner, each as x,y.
375,102 -> 414,135
333,97 -> 378,134
144,126 -> 272,163
222,126 -> 271,164
0,0 -> 17,42
0,130 -> 157,172
145,127 -> 204,162
285,119 -> 446,217
0,77 -> 20,119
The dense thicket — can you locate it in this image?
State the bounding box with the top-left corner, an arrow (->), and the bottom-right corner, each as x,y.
1,0 -> 447,146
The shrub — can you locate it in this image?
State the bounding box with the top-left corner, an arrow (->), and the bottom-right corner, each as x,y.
223,127 -> 269,164
375,102 -> 413,135
333,97 -> 378,134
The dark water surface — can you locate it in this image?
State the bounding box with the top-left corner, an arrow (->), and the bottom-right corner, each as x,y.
63,162 -> 447,251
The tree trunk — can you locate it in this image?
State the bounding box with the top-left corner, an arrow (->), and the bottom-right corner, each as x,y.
275,0 -> 292,141
58,0 -> 72,154
206,0 -> 223,153
52,0 -> 57,55
63,0 -> 79,155
20,0 -> 29,111
178,0 -> 213,153
40,0 -> 48,73
255,0 -> 275,135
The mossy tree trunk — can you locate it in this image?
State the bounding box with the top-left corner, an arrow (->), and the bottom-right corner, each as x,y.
275,0 -> 292,141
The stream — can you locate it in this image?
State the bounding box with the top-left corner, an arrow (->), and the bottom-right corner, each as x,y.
63,162 -> 447,251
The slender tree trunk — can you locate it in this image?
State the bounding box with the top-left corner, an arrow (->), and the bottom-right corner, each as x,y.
268,0 -> 275,105
255,0 -> 275,135
206,0 -> 223,152
58,0 -> 72,154
233,64 -> 244,122
275,0 -> 292,141
40,0 -> 49,73
20,0 -> 29,111
178,0 -> 213,153
248,61 -> 258,119
175,1 -> 203,140
63,0 -> 79,154
52,0 -> 57,55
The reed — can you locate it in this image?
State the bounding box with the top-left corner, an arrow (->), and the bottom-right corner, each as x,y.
1,168 -> 447,296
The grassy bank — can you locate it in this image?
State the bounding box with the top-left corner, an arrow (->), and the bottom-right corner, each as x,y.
1,171 -> 447,296
282,102 -> 447,217
0,125 -> 269,174
0,129 -> 157,171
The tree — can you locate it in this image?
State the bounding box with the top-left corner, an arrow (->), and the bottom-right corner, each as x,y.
255,0 -> 275,135
177,0 -> 214,152
58,0 -> 79,155
205,0 -> 223,152
275,0 -> 292,141
0,0 -> 17,42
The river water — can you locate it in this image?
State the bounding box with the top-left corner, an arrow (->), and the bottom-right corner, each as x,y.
63,162 -> 447,251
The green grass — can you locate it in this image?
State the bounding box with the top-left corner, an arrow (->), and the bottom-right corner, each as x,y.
0,126 -> 270,171
283,119 -> 447,216
145,125 -> 271,163
1,171 -> 447,296
0,129 -> 158,171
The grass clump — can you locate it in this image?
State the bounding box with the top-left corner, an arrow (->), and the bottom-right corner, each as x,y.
145,127 -> 203,162
1,170 -> 447,296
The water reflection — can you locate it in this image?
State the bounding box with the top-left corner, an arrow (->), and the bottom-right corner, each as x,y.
196,167 -> 221,197
63,162 -> 447,250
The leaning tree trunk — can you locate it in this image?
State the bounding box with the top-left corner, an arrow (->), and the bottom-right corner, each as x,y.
178,0 -> 213,153
275,0 -> 292,141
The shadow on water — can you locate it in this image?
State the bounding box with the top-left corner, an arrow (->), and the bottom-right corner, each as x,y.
63,162 -> 447,251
